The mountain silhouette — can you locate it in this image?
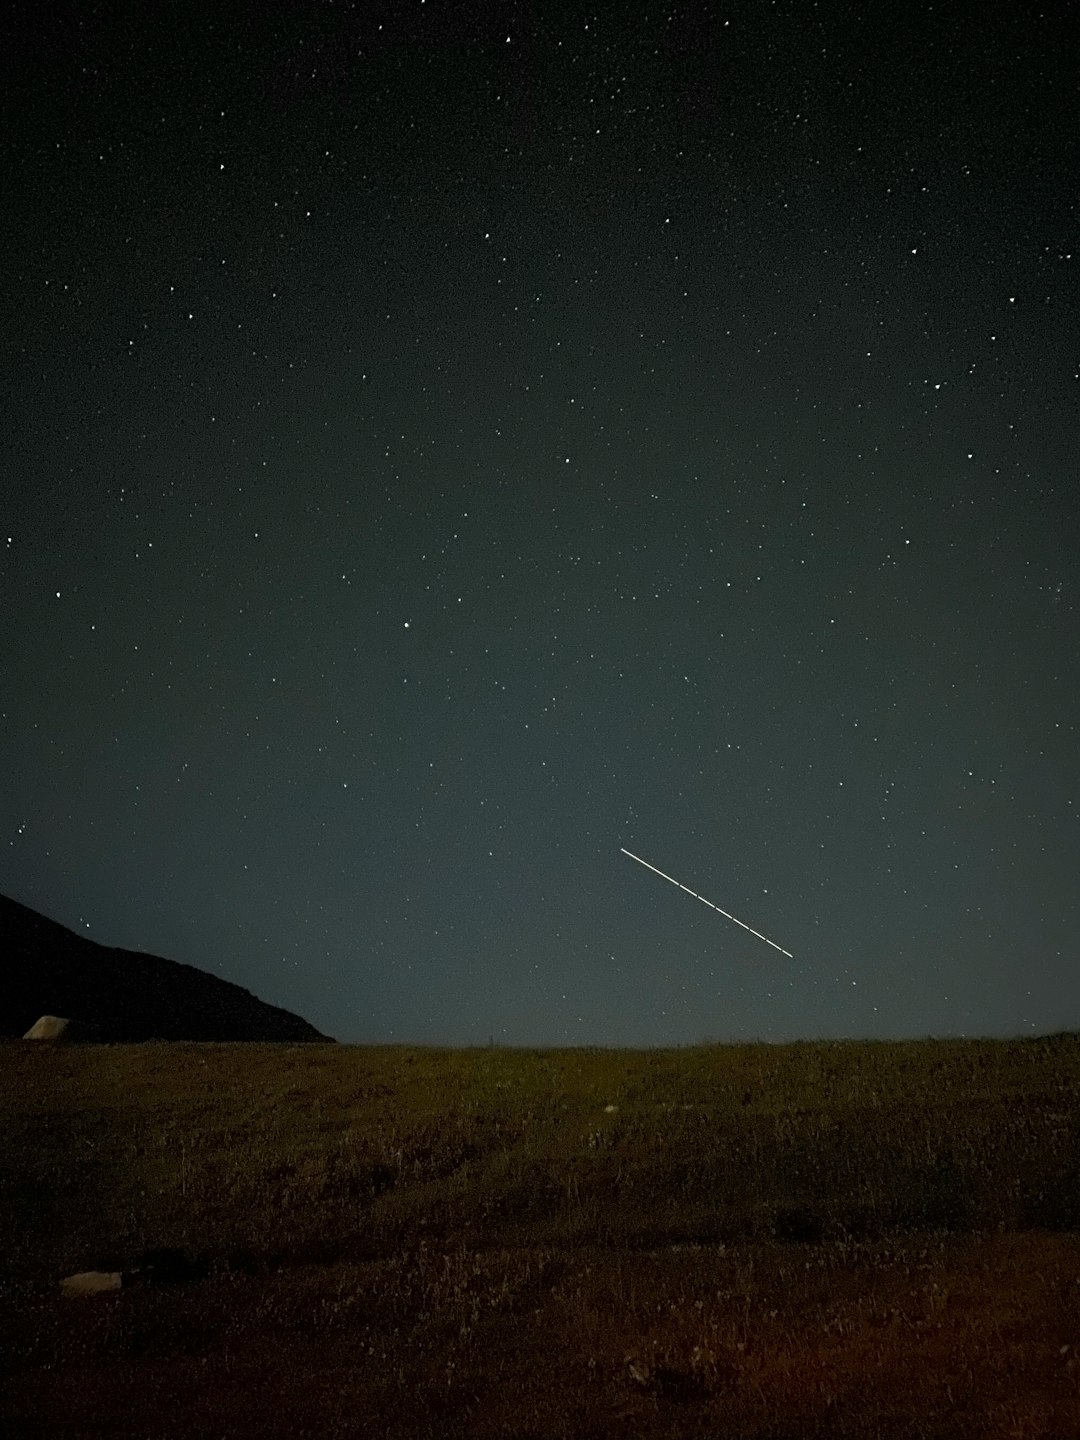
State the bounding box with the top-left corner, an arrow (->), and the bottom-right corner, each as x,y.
2,895 -> 331,1043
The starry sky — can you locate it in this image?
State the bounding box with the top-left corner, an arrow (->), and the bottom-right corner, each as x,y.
3,3 -> 1078,1046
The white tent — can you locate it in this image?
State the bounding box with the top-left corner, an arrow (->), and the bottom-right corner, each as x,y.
23,1015 -> 72,1042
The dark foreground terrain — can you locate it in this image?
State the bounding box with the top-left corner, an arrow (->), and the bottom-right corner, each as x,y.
2,1035 -> 1079,1437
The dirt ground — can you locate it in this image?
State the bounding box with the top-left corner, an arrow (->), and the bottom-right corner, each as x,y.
4,1231 -> 1080,1438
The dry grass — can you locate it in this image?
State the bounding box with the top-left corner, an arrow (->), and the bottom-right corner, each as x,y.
2,1034 -> 1079,1437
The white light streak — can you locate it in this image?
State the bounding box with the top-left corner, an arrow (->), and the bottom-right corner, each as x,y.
620,846 -> 794,957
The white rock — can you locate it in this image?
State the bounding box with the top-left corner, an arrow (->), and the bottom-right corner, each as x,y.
60,1271 -> 123,1296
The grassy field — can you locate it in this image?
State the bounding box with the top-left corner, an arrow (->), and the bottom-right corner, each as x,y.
2,1034 -> 1079,1437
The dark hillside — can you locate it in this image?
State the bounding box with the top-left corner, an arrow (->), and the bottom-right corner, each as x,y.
1,895 -> 330,1042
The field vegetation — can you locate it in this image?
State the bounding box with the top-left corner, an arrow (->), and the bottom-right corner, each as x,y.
2,1033 -> 1079,1437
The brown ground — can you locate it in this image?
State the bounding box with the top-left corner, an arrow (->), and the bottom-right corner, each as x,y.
2,1036 -> 1078,1437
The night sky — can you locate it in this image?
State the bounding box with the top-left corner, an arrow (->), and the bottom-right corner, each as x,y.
4,3 -> 1078,1046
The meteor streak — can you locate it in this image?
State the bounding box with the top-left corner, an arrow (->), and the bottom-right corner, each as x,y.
620,846 -> 794,957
